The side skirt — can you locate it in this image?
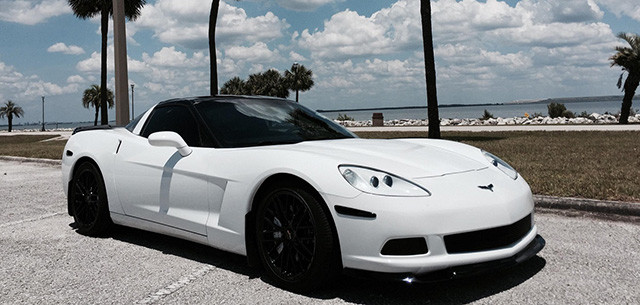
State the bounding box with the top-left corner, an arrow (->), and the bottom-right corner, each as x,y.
110,212 -> 210,246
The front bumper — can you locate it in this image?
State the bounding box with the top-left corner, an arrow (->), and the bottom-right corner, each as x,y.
344,234 -> 545,282
325,168 -> 539,275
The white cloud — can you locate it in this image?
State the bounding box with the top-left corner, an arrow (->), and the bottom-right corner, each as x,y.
275,0 -> 340,12
66,75 -> 86,83
133,0 -> 289,49
0,60 -> 78,105
594,0 -> 640,22
47,43 -> 85,55
76,45 -> 147,73
225,42 -> 280,62
0,0 -> 70,25
298,10 -> 394,60
289,51 -> 307,62
142,47 -> 207,68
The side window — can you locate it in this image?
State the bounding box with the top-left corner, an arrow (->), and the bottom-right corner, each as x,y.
141,105 -> 201,147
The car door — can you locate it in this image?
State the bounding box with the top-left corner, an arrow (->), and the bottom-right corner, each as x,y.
114,104 -> 221,236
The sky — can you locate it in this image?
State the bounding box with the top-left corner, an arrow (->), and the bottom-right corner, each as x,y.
1,0 -> 640,125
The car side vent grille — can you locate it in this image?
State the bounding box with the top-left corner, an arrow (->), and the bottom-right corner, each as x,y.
381,237 -> 428,256
444,214 -> 532,254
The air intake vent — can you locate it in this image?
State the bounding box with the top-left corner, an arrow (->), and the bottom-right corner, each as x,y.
381,237 -> 428,256
444,214 -> 532,254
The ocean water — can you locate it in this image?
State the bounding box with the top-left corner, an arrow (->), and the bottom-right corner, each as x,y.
8,121 -> 107,131
4,100 -> 635,130
319,100 -> 633,121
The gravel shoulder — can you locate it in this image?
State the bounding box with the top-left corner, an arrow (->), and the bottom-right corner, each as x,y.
1,160 -> 639,304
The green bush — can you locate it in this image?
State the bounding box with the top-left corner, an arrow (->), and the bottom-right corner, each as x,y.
336,113 -> 354,121
548,103 -> 568,118
562,110 -> 575,118
481,109 -> 495,120
579,111 -> 589,118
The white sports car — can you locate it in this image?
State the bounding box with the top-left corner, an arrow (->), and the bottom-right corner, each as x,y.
62,95 -> 544,291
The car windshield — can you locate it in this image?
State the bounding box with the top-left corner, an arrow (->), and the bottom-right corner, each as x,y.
194,98 -> 356,148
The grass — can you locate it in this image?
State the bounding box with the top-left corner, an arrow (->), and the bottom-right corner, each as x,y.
0,135 -> 66,160
1,132 -> 639,202
356,131 -> 640,202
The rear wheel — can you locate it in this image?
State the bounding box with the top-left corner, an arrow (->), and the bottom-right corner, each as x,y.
71,162 -> 111,236
255,181 -> 338,292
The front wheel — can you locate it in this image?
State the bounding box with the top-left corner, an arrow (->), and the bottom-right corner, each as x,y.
255,182 -> 339,292
71,162 -> 112,236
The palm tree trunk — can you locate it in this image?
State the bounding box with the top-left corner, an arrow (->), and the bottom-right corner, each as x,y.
421,0 -> 441,139
94,106 -> 99,126
7,115 -> 12,132
209,0 -> 220,96
620,73 -> 639,124
100,3 -> 109,125
295,89 -> 299,103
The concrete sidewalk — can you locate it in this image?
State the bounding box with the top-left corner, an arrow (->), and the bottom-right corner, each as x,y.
350,124 -> 640,132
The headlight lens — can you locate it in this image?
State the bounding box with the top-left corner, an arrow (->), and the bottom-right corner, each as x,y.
482,151 -> 518,180
339,165 -> 430,197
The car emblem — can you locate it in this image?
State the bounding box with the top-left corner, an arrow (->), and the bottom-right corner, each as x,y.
478,184 -> 494,192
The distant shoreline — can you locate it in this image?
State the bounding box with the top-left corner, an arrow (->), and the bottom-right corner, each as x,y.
317,95 -> 635,113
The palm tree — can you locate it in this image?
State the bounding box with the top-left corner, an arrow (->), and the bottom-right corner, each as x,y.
220,77 -> 247,95
82,84 -> 114,126
209,0 -> 220,96
610,32 -> 640,124
68,0 -> 146,125
420,0 -> 441,139
209,0 -> 239,96
246,70 -> 290,98
0,100 -> 24,132
284,63 -> 314,103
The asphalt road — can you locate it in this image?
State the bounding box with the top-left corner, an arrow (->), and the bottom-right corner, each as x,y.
1,160 -> 639,304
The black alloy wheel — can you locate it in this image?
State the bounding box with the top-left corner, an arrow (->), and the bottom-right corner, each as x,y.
255,182 -> 338,292
71,162 -> 111,236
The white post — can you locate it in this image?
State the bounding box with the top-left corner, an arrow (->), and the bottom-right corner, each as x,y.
113,0 -> 130,125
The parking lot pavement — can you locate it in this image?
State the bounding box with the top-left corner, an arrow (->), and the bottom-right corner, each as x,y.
1,160 -> 639,304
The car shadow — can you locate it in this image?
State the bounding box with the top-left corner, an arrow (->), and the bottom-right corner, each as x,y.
312,256 -> 546,304
80,223 -> 546,303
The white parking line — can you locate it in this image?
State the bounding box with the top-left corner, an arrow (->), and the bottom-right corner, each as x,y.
0,212 -> 64,228
134,265 -> 217,304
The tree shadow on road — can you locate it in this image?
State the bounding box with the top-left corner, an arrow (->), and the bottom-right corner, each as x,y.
103,224 -> 546,304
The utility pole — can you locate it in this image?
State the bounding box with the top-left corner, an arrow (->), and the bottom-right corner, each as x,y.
113,0 -> 130,125
41,96 -> 45,131
131,84 -> 135,121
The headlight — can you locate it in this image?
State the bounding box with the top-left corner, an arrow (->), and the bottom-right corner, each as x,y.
339,165 -> 430,197
482,151 -> 518,180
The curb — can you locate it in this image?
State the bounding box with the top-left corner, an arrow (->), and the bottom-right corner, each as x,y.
1,156 -> 639,218
0,156 -> 62,166
534,195 -> 640,217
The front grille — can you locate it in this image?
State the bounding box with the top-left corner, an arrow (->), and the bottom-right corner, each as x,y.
444,214 -> 532,254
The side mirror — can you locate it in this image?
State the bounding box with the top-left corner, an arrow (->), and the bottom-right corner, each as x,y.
148,131 -> 192,157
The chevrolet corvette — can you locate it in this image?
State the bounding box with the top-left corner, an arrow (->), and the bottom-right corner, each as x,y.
62,95 -> 544,291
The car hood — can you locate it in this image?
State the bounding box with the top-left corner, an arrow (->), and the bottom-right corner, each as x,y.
287,138 -> 487,178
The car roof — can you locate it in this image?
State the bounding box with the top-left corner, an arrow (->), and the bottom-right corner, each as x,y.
157,95 -> 291,106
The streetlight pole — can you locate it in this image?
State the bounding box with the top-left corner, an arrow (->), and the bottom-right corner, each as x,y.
41,96 -> 45,131
131,84 -> 135,121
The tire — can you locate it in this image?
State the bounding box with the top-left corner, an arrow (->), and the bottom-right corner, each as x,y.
70,162 -> 112,236
255,181 -> 339,292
